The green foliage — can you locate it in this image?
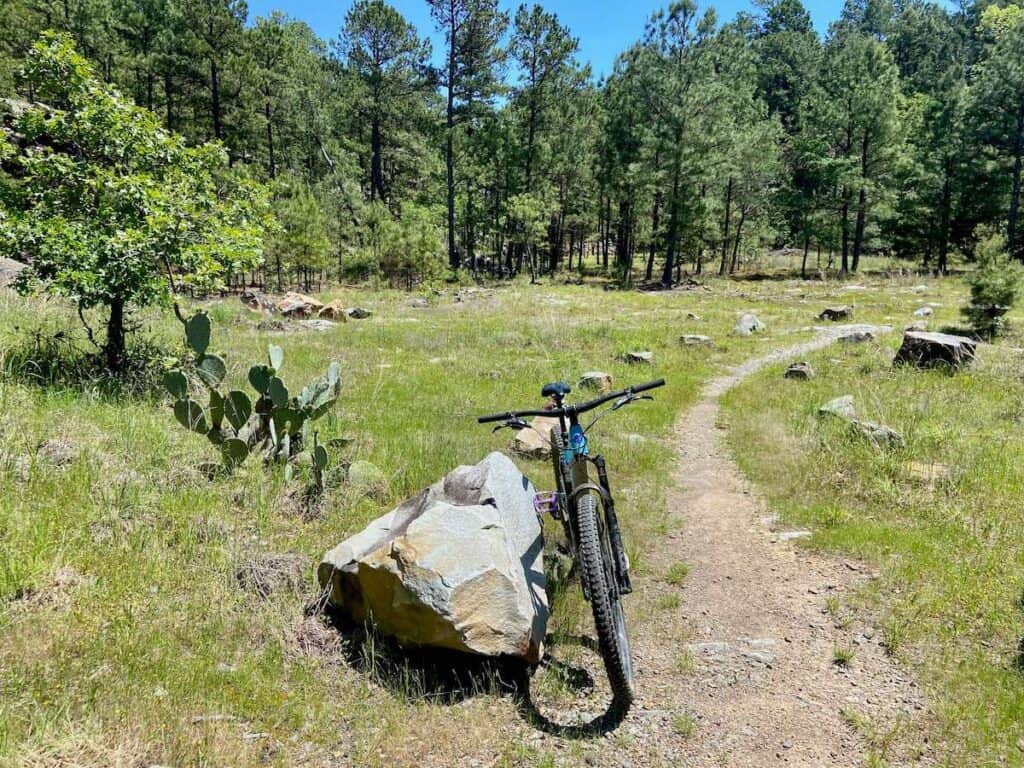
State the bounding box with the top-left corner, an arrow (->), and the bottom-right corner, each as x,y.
0,33 -> 272,371
352,203 -> 445,287
962,236 -> 1023,337
165,311 -> 341,479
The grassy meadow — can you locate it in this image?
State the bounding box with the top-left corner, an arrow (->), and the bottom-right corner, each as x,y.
0,277 -> 828,767
722,279 -> 1024,766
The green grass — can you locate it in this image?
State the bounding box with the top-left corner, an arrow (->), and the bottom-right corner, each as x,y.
721,276 -> 1024,766
0,277 -> 825,767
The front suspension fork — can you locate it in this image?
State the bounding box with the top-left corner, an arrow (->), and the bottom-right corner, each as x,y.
593,455 -> 633,596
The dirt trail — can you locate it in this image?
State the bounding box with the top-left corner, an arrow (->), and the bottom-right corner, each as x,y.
616,328 -> 928,767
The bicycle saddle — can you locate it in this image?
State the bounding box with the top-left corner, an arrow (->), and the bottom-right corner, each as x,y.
541,381 -> 571,399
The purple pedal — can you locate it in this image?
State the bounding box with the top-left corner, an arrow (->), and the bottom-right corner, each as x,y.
533,492 -> 559,515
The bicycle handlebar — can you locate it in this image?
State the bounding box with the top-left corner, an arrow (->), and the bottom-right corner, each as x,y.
477,378 -> 665,424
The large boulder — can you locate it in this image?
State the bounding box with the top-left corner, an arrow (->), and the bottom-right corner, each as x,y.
318,452 -> 548,663
893,331 -> 976,371
0,257 -> 26,289
278,292 -> 323,318
318,300 -> 349,321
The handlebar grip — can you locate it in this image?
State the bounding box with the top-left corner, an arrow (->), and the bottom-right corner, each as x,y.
477,412 -> 512,424
631,378 -> 666,394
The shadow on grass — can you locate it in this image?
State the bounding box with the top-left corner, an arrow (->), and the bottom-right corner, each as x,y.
321,606 -> 626,737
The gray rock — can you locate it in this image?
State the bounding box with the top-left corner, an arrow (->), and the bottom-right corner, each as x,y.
0,257 -> 26,288
579,371 -> 613,391
347,307 -> 372,320
893,330 -> 976,371
318,453 -> 548,663
686,312 -> 702,321
818,306 -> 854,322
913,306 -> 933,318
409,297 -> 429,308
851,420 -> 905,449
819,395 -> 856,420
297,319 -> 336,332
624,350 -> 653,364
838,330 -> 875,344
735,313 -> 766,336
681,334 -> 714,346
784,362 -> 815,380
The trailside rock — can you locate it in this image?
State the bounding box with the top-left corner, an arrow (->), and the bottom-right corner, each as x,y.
818,306 -> 853,322
913,306 -> 933,318
318,452 -> 548,663
819,395 -> 856,420
784,362 -> 815,380
735,313 -> 766,336
839,329 -> 875,344
579,371 -> 613,391
511,415 -> 560,459
347,307 -> 372,320
893,331 -> 977,370
681,334 -> 714,346
851,420 -> 905,449
623,350 -> 653,365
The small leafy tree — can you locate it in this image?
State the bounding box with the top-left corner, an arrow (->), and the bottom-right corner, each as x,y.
265,176 -> 331,292
963,235 -> 1023,338
0,33 -> 272,373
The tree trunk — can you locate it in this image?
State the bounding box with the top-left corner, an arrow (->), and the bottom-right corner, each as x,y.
1009,97 -> 1024,261
210,59 -> 222,140
646,191 -> 660,282
801,229 -> 810,279
265,100 -> 276,178
840,194 -> 850,275
718,177 -> 733,276
937,158 -> 952,275
105,297 -> 126,373
661,171 -> 682,287
730,209 -> 746,274
851,129 -> 870,273
445,16 -> 458,271
371,116 -> 384,202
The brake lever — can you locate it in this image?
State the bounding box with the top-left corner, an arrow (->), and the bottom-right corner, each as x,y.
492,419 -> 530,433
612,394 -> 654,411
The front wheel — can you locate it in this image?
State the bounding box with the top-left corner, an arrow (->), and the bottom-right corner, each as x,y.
575,492 -> 635,710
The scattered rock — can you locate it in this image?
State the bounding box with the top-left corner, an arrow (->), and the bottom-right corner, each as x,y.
579,371 -> 613,392
681,334 -> 714,346
0,257 -> 27,288
818,306 -> 853,322
347,307 -> 372,320
235,553 -> 309,598
906,461 -> 952,486
297,319 -> 336,332
347,460 -> 388,500
409,297 -> 430,308
893,331 -> 977,371
240,290 -> 276,314
686,312 -> 702,321
317,300 -> 349,321
784,362 -> 815,380
851,420 -> 905,449
278,292 -> 323,318
511,415 -> 561,459
623,350 -> 653,365
838,329 -> 875,344
777,530 -> 812,542
318,452 -> 548,663
819,395 -> 856,420
913,306 -> 933,318
735,313 -> 766,336
36,438 -> 79,468
911,284 -> 928,293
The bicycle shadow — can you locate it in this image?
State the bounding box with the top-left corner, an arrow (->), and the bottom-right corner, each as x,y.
320,608 -> 626,737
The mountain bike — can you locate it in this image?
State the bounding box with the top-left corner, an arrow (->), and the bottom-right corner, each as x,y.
478,378 -> 665,710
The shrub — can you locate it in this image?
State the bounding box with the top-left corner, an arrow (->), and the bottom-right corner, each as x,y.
962,235 -> 1023,338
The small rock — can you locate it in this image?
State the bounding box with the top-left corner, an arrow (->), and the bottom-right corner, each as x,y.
784,362 -> 815,380
686,312 -> 702,321
681,334 -> 714,346
838,330 -> 874,344
297,319 -> 336,332
818,306 -> 854,322
579,371 -> 613,392
239,289 -> 276,314
37,438 -> 79,468
913,306 -> 933,318
623,350 -> 653,365
819,395 -> 856,420
734,313 -> 766,336
778,530 -> 812,542
851,420 -> 905,449
906,461 -> 952,486
347,307 -> 372,320
409,297 -> 429,308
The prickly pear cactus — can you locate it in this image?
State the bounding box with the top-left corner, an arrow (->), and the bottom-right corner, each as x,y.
165,310 -> 341,479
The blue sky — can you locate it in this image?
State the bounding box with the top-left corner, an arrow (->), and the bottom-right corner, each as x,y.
246,0 -> 847,80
